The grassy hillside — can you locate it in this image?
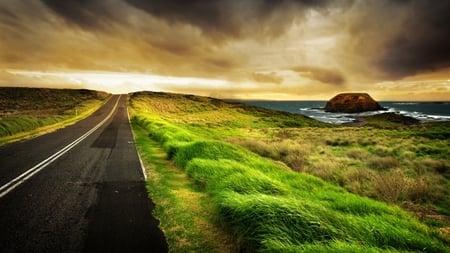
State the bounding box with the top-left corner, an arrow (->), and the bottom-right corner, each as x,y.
129,91 -> 449,252
0,87 -> 109,145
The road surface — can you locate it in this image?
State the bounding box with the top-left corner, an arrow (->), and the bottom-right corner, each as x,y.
0,95 -> 168,252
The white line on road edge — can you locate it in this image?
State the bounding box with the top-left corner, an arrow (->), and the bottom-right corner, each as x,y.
0,95 -> 122,199
126,105 -> 147,180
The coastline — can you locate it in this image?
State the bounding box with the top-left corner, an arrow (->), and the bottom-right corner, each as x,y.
236,100 -> 450,124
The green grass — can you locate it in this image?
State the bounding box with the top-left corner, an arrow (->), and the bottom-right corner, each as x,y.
361,113 -> 419,128
129,91 -> 449,252
231,127 -> 449,217
0,115 -> 66,136
132,121 -> 235,252
0,88 -> 109,145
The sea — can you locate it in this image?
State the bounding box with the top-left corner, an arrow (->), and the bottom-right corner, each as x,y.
237,100 -> 450,124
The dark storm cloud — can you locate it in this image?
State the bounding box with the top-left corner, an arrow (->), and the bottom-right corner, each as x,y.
377,0 -> 450,78
38,0 -> 334,37
40,0 -> 122,30
344,0 -> 450,79
291,66 -> 346,85
124,0 -> 335,40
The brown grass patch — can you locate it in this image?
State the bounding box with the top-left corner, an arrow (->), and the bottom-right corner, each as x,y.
346,148 -> 369,160
368,156 -> 399,170
372,169 -> 408,203
406,177 -> 434,203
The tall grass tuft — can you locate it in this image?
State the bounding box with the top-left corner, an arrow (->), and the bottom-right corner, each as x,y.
368,156 -> 399,170
232,138 -> 310,172
407,177 -> 434,203
372,169 -> 408,203
175,141 -> 250,167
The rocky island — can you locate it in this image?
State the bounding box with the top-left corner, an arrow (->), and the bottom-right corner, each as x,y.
325,93 -> 384,113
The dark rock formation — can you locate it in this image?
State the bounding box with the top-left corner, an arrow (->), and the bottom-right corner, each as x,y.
346,113 -> 419,127
325,93 -> 384,113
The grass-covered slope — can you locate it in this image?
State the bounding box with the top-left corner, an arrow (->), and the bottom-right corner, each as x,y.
129,91 -> 449,252
0,87 -> 109,144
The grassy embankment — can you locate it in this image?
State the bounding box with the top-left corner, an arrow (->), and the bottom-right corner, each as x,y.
129,91 -> 449,252
0,87 -> 110,146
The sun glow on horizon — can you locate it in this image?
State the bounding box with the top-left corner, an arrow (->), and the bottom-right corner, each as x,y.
3,69 -> 450,101
6,70 -> 230,94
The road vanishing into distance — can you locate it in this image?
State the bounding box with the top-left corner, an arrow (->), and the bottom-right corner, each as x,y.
0,95 -> 168,252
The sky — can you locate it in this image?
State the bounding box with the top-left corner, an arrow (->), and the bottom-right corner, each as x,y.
1,0 -> 449,100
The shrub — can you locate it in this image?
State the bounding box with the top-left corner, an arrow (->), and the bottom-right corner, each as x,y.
407,177 -> 434,203
232,139 -> 275,158
285,152 -> 307,172
275,128 -> 296,139
325,138 -> 351,146
305,160 -> 339,182
346,148 -> 369,160
415,144 -> 443,157
372,169 -> 408,203
233,139 -> 310,172
343,169 -> 374,195
358,138 -> 377,146
368,156 -> 399,170
371,145 -> 394,157
419,158 -> 450,177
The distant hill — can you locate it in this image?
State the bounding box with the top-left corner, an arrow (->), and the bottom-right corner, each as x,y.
0,87 -> 109,117
130,91 -> 330,128
0,87 -> 109,142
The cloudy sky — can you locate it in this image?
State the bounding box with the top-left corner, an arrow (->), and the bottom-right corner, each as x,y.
1,0 -> 449,100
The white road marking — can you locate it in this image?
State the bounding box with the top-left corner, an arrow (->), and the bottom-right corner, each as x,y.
0,95 -> 122,198
126,105 -> 147,180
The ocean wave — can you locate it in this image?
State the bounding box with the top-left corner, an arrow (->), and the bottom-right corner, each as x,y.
299,106 -> 450,124
393,102 -> 419,105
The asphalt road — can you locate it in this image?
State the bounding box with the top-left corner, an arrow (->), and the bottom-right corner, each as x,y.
0,95 -> 168,252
